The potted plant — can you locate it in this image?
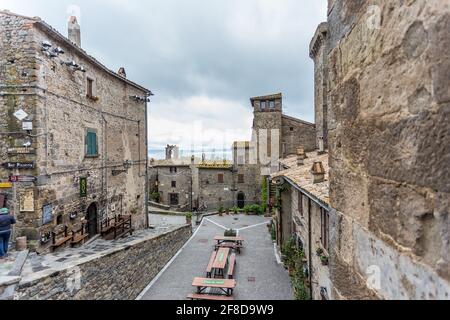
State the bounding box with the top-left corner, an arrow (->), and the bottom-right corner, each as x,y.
218,207 -> 224,217
316,247 -> 324,257
185,212 -> 193,225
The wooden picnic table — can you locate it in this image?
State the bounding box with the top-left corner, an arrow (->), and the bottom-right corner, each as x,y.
192,277 -> 236,296
214,236 -> 244,245
212,247 -> 230,278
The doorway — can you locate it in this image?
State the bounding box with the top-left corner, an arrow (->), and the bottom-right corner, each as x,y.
86,203 -> 98,238
237,192 -> 246,209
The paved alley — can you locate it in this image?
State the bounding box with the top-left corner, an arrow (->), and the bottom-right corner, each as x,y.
139,214 -> 294,300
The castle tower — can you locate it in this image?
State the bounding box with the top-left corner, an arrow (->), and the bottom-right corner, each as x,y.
250,93 -> 283,175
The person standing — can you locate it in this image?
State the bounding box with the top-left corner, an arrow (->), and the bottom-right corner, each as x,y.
0,208 -> 16,259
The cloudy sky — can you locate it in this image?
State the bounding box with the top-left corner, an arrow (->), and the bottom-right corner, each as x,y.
1,0 -> 327,159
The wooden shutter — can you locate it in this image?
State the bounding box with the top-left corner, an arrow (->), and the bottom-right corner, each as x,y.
0,194 -> 5,207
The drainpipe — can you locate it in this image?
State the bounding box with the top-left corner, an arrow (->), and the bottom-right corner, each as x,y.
308,198 -> 313,300
144,94 -> 151,229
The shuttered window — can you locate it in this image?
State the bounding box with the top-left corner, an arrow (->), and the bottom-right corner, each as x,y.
85,130 -> 98,157
218,174 -> 224,183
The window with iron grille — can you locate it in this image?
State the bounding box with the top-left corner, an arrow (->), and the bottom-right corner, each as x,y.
218,174 -> 224,183
171,181 -> 177,188
238,174 -> 245,184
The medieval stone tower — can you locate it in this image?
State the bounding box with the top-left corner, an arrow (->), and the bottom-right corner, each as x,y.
250,93 -> 284,176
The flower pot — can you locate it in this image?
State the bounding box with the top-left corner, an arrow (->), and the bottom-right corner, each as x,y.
16,236 -> 27,251
186,218 -> 192,225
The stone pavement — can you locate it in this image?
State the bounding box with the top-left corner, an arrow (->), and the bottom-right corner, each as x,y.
140,214 -> 294,300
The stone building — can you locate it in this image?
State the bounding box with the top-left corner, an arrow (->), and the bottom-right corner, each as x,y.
0,11 -> 151,253
250,93 -> 316,177
274,0 -> 450,300
272,151 -> 331,300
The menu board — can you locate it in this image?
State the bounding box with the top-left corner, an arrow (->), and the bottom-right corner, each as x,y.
42,204 -> 53,225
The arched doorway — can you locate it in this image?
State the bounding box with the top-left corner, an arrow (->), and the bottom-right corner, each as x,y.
86,203 -> 98,238
237,192 -> 246,209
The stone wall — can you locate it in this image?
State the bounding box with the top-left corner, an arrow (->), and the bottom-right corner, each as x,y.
198,168 -> 233,210
14,225 -> 191,300
326,0 -> 450,299
281,116 -> 316,155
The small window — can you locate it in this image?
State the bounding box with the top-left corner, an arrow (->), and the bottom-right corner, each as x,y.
218,174 -> 224,184
85,129 -> 98,157
298,192 -> 303,217
260,101 -> 267,110
238,174 -> 245,184
56,215 -> 63,225
87,78 -> 94,97
269,100 -> 275,109
170,167 -> 177,174
321,208 -> 330,251
290,127 -> 294,132
171,181 -> 177,188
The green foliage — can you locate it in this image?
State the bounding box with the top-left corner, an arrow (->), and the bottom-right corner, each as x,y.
243,205 -> 251,214
261,178 -> 268,212
185,212 -> 193,219
224,229 -> 237,237
218,206 -> 224,213
150,192 -> 160,202
232,207 -> 239,214
282,238 -> 311,300
269,222 -> 276,241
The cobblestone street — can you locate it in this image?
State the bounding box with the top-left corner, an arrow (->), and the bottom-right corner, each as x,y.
140,214 -> 294,300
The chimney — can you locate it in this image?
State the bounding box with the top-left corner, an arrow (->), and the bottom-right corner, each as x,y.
68,16 -> 81,47
297,147 -> 307,166
311,161 -> 325,184
118,67 -> 127,78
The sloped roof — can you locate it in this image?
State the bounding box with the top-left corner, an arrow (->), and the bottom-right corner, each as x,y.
0,10 -> 151,94
271,151 -> 330,205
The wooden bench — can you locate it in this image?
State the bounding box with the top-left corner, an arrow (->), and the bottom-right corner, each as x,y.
187,293 -> 234,301
206,251 -> 217,278
100,216 -> 118,237
71,222 -> 88,247
51,226 -> 72,251
228,253 -> 237,279
215,242 -> 243,254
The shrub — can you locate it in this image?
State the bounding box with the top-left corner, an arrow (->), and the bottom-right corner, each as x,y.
224,229 -> 237,237
185,212 -> 193,219
243,205 -> 252,214
218,206 -> 224,213
150,192 -> 160,202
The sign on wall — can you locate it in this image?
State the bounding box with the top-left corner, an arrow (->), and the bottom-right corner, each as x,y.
19,189 -> 34,212
9,176 -> 36,183
22,121 -> 33,131
80,177 -> 87,198
2,162 -> 35,170
7,147 -> 36,155
0,182 -> 13,189
42,204 -> 53,225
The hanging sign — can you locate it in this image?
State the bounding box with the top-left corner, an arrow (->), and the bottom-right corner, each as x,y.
0,182 -> 13,189
42,204 -> 53,225
2,162 -> 35,170
7,147 -> 36,155
80,177 -> 87,198
19,189 -> 34,212
9,176 -> 36,183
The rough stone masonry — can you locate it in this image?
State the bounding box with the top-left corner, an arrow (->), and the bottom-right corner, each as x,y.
324,0 -> 450,299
